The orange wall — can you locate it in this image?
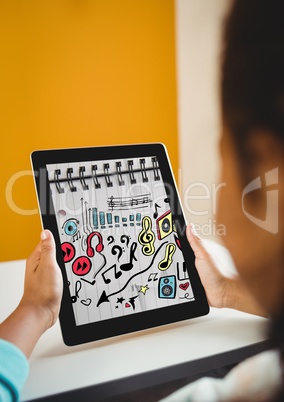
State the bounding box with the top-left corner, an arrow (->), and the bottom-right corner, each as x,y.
0,0 -> 178,262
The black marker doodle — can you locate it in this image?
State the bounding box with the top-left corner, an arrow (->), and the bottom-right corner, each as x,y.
71,280 -> 82,303
127,295 -> 139,310
120,234 -> 130,247
116,297 -> 125,304
180,293 -> 194,301
107,235 -> 115,245
101,242 -> 137,284
81,198 -> 91,234
148,272 -> 158,282
72,231 -> 81,242
111,245 -> 123,262
81,298 -> 92,306
102,264 -> 122,284
96,241 -> 168,307
153,203 -> 161,219
107,194 -> 152,211
177,261 -> 189,281
120,242 -> 137,272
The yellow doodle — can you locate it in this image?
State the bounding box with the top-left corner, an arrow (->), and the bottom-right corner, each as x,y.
138,216 -> 156,256
158,243 -> 176,271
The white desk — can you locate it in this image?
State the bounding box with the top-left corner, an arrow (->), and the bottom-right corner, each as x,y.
0,241 -> 269,401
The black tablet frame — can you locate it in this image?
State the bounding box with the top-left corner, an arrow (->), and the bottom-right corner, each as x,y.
31,143 -> 209,346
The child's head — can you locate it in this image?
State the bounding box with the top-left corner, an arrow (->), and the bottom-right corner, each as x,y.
217,0 -> 284,316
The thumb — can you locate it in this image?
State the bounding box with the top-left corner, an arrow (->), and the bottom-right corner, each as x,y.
40,230 -> 57,263
186,224 -> 209,260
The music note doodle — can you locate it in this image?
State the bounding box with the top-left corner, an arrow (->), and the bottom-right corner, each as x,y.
158,243 -> 176,271
153,203 -> 161,219
108,196 -> 115,211
138,216 -> 156,256
148,272 -> 158,282
131,198 -> 138,207
102,264 -> 122,284
120,242 -> 137,272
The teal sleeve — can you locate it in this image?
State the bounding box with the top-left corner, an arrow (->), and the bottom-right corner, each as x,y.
0,339 -> 29,402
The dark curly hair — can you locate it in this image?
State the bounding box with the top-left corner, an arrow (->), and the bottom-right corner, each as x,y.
222,0 -> 284,400
222,0 -> 284,172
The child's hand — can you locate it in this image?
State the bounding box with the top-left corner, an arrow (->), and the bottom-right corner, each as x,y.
186,224 -> 229,309
187,224 -> 267,317
21,230 -> 63,331
0,230 -> 63,358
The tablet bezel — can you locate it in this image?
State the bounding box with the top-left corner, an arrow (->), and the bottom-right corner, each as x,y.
31,143 -> 209,346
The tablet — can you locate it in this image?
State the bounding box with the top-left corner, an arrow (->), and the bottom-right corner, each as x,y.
31,143 -> 209,346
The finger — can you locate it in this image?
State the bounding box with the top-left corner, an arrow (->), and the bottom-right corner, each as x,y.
39,230 -> 57,266
26,242 -> 41,270
186,224 -> 209,260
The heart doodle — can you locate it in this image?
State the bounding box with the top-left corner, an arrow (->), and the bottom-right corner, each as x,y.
81,298 -> 92,306
125,302 -> 131,308
179,282 -> 189,291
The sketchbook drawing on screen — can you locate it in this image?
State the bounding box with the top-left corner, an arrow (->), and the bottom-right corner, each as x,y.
46,155 -> 195,326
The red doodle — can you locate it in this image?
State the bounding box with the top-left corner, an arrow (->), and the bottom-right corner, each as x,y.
61,242 -> 76,263
174,235 -> 182,250
179,282 -> 189,291
86,232 -> 104,257
72,256 -> 92,276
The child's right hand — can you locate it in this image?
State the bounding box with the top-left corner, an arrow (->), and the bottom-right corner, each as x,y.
21,230 -> 63,331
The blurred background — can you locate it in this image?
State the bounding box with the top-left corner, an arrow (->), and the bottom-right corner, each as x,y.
1,0 -> 230,261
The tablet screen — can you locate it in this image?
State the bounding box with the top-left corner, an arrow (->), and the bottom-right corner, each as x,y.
46,155 -> 195,327
32,143 -> 208,345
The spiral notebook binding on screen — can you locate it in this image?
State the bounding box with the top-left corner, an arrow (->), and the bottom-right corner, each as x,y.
50,157 -> 160,193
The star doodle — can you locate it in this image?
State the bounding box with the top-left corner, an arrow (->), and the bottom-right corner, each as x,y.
117,297 -> 125,304
139,284 -> 149,295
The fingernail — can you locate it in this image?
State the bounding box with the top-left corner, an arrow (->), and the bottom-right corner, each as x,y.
41,230 -> 49,241
190,223 -> 200,239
